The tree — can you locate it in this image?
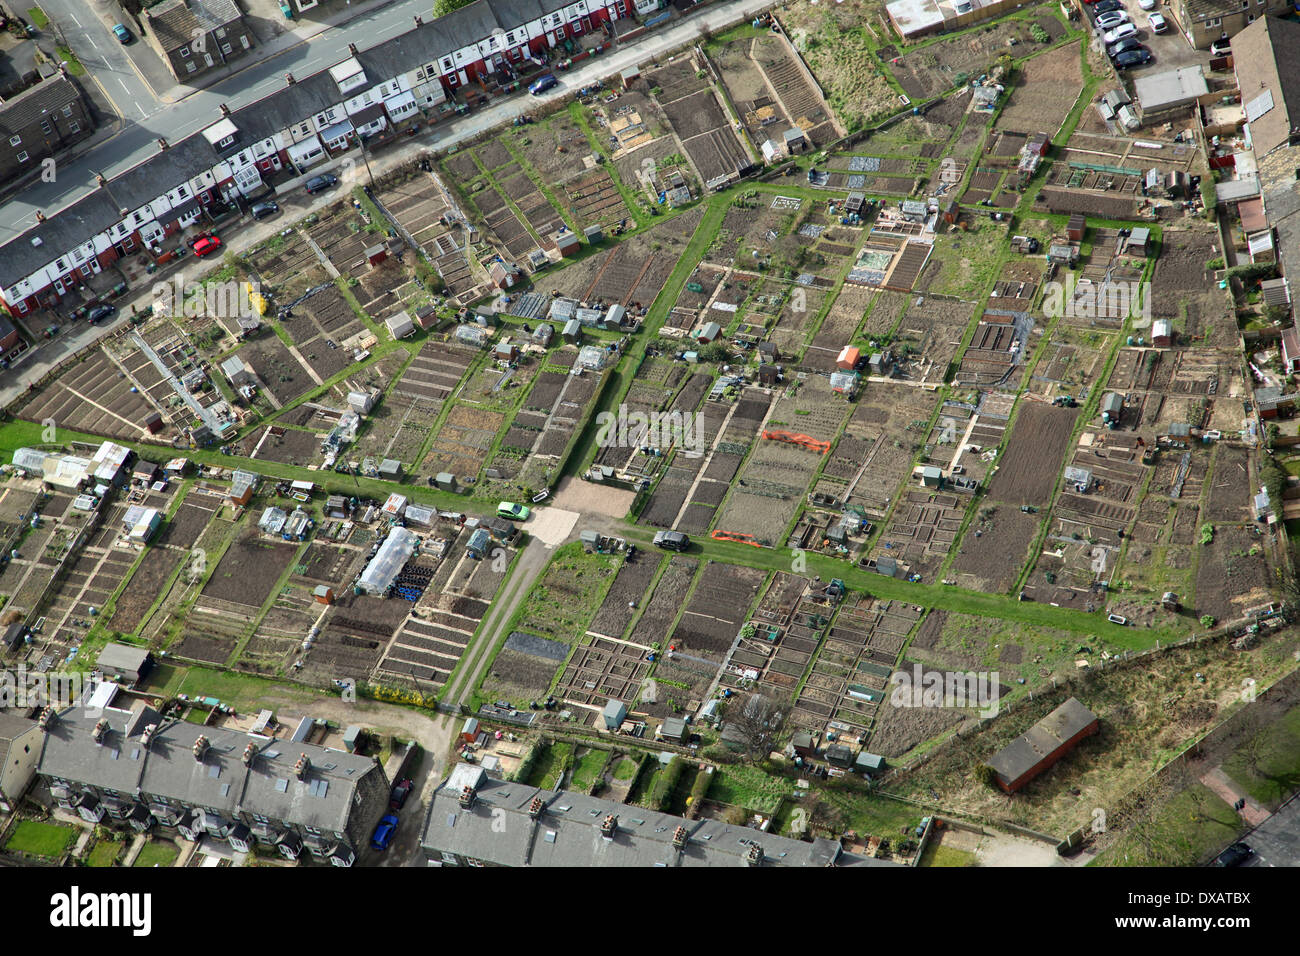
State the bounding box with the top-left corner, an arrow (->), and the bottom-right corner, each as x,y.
722,692 -> 791,762
433,0 -> 475,16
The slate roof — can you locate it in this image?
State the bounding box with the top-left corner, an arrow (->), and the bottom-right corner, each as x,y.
37,698 -> 379,832
147,0 -> 244,52
1233,16 -> 1300,158
422,764 -> 896,867
0,74 -> 82,134
986,697 -> 1098,788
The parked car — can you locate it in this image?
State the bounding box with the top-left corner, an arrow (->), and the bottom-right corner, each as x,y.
1093,0 -> 1123,13
653,530 -> 690,552
497,501 -> 530,521
1107,613 -> 1129,626
389,778 -> 414,811
1095,9 -> 1131,30
1103,22 -> 1139,45
1210,37 -> 1231,56
1114,48 -> 1154,69
1213,842 -> 1254,867
305,173 -> 338,194
528,73 -> 558,95
1108,37 -> 1144,57
190,234 -> 222,257
112,23 -> 132,43
370,813 -> 399,851
250,200 -> 280,220
1148,12 -> 1168,32
87,304 -> 116,324
1138,0 -> 1157,8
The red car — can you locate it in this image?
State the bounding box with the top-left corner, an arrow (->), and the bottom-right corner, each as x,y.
190,234 -> 222,257
389,778 -> 414,811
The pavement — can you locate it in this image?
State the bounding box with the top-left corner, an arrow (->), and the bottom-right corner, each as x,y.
0,0 -> 776,405
0,0 -> 774,242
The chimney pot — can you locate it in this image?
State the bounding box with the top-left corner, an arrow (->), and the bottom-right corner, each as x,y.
413,14 -> 423,26
158,137 -> 169,150
34,210 -> 46,222
219,103 -> 231,117
285,72 -> 295,85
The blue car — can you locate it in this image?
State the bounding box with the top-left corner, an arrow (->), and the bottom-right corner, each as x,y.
371,813 -> 399,851
529,73 -> 557,95
112,23 -> 132,44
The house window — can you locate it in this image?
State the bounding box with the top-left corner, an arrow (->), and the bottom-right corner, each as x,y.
69,121 -> 80,133
180,46 -> 190,57
441,57 -> 452,71
221,43 -> 232,55
40,120 -> 52,134
217,135 -> 234,148
17,300 -> 29,314
8,135 -> 19,146
240,35 -> 249,49
80,264 -> 92,277
62,104 -> 72,116
16,151 -> 29,163
216,26 -> 226,37
186,61 -> 197,73
1207,16 -> 1221,25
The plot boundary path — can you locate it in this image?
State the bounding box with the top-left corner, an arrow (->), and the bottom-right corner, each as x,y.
1200,766 -> 1270,827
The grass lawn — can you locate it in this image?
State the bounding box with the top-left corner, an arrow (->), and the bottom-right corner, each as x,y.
175,665 -> 325,711
707,765 -> 788,814
5,820 -> 76,857
55,47 -> 85,76
611,756 -> 638,781
86,839 -> 123,867
919,840 -> 977,867
27,6 -> 49,27
132,841 -> 180,868
1094,784 -> 1242,866
568,748 -> 608,792
523,741 -> 573,790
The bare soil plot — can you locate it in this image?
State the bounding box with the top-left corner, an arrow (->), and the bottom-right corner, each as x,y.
951,503 -> 1040,593
1195,524 -> 1272,623
987,402 -> 1077,504
556,637 -> 653,707
202,535 -> 299,608
16,349 -> 162,441
588,553 -> 662,640
995,41 -> 1083,135
669,561 -> 766,660
632,556 -> 697,646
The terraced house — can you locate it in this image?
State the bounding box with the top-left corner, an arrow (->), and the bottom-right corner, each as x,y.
0,0 -> 633,317
142,0 -> 256,82
1167,0 -> 1292,49
422,764 -> 895,867
0,72 -> 93,185
36,687 -> 389,865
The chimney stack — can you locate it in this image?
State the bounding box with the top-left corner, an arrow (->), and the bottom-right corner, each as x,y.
348,42 -> 358,56
192,735 -> 209,761
92,718 -> 109,743
242,742 -> 256,766
458,785 -> 476,810
672,825 -> 688,849
219,103 -> 231,117
413,14 -> 422,26
294,753 -> 310,780
745,842 -> 764,866
285,72 -> 296,85
38,706 -> 54,728
158,137 -> 169,150
140,723 -> 157,748
528,796 -> 544,820
600,814 -> 618,841
34,210 -> 46,223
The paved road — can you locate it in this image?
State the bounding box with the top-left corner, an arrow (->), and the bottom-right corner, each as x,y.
0,0 -> 773,241
39,0 -> 156,122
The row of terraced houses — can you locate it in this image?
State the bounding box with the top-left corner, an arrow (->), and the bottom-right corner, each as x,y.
0,0 -> 652,318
